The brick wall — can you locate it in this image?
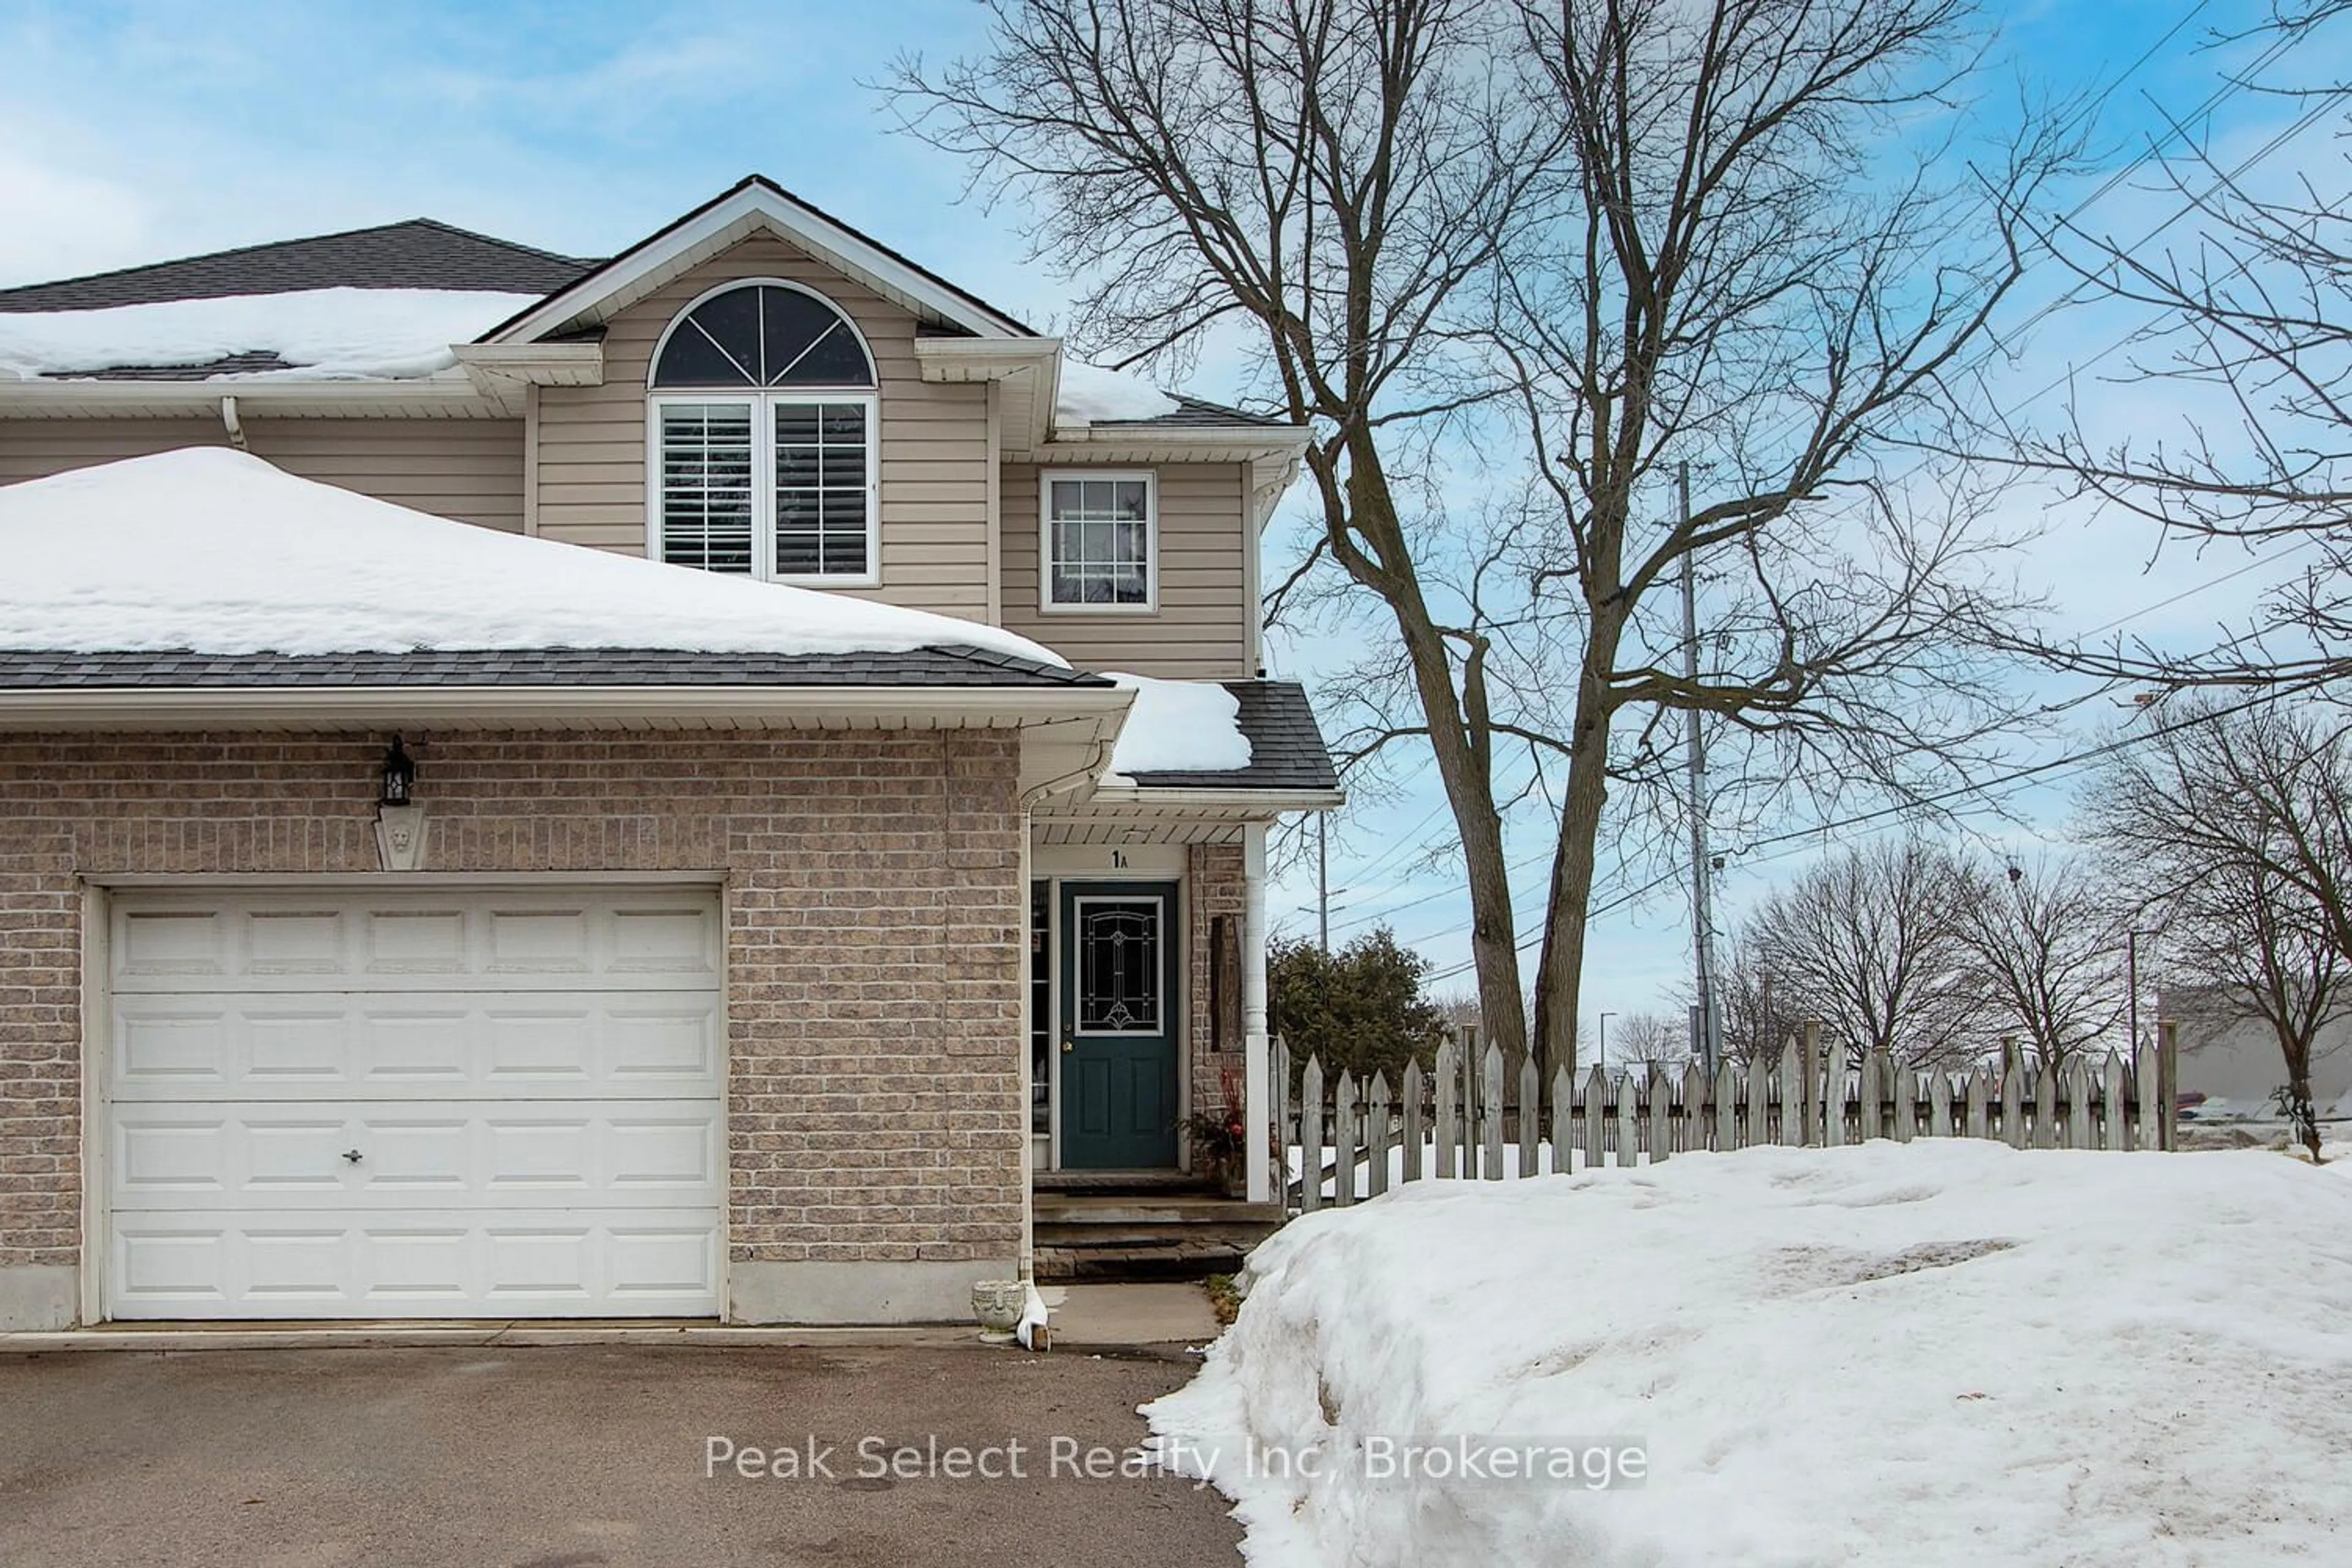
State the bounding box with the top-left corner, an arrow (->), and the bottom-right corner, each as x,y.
1186,842 -> 1247,1128
0,729 -> 1027,1276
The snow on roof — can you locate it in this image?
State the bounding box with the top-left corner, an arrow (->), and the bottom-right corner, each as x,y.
1102,673 -> 1253,780
1055,361 -> 1182,426
0,447 -> 1067,666
0,288 -> 543,381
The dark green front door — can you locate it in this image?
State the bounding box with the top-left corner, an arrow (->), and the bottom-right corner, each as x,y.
1058,881 -> 1179,1169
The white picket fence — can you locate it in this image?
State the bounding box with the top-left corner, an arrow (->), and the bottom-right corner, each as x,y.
1270,1022 -> 2180,1213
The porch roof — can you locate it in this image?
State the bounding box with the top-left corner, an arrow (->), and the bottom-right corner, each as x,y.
1119,681 -> 1338,794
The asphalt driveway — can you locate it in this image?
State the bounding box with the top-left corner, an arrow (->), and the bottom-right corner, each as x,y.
0,1343 -> 1243,1567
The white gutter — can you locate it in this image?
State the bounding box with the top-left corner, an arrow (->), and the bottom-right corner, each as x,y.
0,377 -> 508,418
452,341 -> 606,388
218,395 -> 247,451
1080,784 -> 1344,812
1032,428 -> 1309,463
0,683 -> 1133,732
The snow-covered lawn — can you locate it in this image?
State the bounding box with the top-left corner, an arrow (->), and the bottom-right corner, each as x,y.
1149,1140 -> 2352,1567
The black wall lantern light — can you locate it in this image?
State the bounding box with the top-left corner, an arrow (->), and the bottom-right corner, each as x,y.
380,736 -> 418,806
374,735 -> 428,871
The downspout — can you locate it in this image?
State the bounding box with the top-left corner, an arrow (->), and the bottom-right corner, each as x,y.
1243,820 -> 1272,1203
218,395 -> 247,451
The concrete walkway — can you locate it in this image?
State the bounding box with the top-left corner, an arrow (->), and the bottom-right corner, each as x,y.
1042,1283 -> 1224,1349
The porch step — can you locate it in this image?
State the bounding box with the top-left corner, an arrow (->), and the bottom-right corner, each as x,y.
1031,1169 -> 1218,1194
1033,1194 -> 1289,1283
1035,1194 -> 1287,1226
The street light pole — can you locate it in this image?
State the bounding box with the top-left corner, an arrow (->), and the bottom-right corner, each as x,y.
1598,1012 -> 1616,1071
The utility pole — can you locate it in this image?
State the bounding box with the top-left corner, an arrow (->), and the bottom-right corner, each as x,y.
1317,813 -> 1329,953
1681,462 -> 1723,1073
1598,1012 -> 1615,1071
2127,929 -> 2160,1050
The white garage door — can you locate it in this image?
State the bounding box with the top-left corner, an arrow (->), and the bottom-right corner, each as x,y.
101,886 -> 726,1320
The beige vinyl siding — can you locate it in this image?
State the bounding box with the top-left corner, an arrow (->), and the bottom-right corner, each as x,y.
534,233 -> 992,620
0,417 -> 526,533
1001,461 -> 1253,679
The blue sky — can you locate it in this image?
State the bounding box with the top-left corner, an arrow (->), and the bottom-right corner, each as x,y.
0,0 -> 2326,1030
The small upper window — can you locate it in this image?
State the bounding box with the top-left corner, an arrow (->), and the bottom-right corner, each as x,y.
649,281 -> 878,585
652,283 -> 875,389
1042,472 -> 1156,611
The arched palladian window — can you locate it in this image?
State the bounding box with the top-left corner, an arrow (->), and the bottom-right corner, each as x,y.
647,281 -> 878,584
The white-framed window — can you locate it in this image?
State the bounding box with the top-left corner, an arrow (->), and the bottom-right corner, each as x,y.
646,279 -> 880,586
1040,470 -> 1157,612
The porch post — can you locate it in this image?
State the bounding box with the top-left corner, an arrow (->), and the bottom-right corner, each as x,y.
1243,820 -> 1272,1203
1017,812 -> 1035,1278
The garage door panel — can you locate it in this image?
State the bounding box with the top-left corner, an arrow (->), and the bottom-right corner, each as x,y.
111,1102 -> 723,1210
117,1010 -> 237,1086
109,1212 -> 722,1320
611,906 -> 722,973
112,997 -> 725,1099
105,887 -> 726,1320
113,891 -> 725,993
115,908 -> 230,979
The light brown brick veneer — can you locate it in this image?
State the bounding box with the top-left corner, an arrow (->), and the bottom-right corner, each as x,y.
0,728 -> 1027,1317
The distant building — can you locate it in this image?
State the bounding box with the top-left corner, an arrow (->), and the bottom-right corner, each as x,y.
2163,987 -> 2352,1120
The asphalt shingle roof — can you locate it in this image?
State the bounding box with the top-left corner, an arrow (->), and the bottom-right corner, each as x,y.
0,646 -> 1106,690
1125,680 -> 1338,793
1092,393 -> 1292,431
0,219 -> 598,314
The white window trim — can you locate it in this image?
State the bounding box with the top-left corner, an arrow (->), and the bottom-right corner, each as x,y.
1038,468 -> 1159,616
645,389 -> 881,589
644,276 -> 882,589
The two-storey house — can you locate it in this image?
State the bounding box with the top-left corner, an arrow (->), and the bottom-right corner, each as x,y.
0,176 -> 1338,1330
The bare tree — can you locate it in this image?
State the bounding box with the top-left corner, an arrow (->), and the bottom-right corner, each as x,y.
1485,0 -> 2060,1076
1713,937 -> 1800,1066
1427,987 -> 1487,1036
1951,853 -> 2130,1069
2083,695 -> 2352,1157
1742,837 -> 1975,1066
1607,1009 -> 1689,1068
889,0 -> 2057,1080
889,0 -> 1564,1069
2015,1 -> 2352,693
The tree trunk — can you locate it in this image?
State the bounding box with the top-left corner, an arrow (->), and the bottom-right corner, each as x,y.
1529,620 -> 1624,1082
1337,437 -> 1530,1066
2291,1072 -> 2323,1163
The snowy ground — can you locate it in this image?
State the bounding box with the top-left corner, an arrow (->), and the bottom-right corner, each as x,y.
1148,1140 -> 2352,1567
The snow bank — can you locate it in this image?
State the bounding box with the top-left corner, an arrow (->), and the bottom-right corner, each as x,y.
1055,360 -> 1181,425
0,447 -> 1065,665
0,288 -> 541,380
1149,1141 -> 2352,1567
1103,672 -> 1252,778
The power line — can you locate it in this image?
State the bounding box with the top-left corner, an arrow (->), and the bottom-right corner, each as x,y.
1342,11 -> 2329,982
1395,530 -> 2312,956
1415,682 -> 2299,982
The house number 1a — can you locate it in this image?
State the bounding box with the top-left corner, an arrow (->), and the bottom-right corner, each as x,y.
1109,850 -> 1128,868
